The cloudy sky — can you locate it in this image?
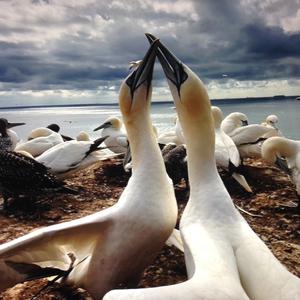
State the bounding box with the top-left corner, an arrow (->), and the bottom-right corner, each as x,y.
0,0 -> 299,107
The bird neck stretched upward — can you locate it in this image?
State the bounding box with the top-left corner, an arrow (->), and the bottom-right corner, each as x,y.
124,112 -> 164,171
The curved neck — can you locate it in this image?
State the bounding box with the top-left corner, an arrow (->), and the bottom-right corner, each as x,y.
266,138 -> 297,162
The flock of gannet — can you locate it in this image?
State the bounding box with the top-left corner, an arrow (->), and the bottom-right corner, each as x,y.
0,33 -> 299,300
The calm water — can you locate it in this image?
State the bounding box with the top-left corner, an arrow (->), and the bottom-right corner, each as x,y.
0,98 -> 299,141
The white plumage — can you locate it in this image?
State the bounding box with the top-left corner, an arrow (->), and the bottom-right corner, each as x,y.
15,127 -> 64,157
94,117 -> 128,154
105,33 -> 300,300
0,40 -> 177,299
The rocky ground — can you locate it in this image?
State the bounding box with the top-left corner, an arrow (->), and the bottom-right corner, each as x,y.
0,158 -> 299,299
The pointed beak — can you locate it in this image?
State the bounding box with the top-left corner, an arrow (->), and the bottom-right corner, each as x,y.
7,122 -> 25,129
242,120 -> 248,126
145,33 -> 188,94
125,38 -> 159,97
94,122 -> 110,131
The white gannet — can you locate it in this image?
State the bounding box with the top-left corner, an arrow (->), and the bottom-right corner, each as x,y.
0,118 -> 25,151
0,150 -> 77,210
76,131 -> 90,141
261,114 -> 283,138
35,136 -> 108,179
262,136 -> 300,208
0,40 -> 177,299
104,33 -> 300,300
94,116 -> 128,154
15,127 -> 64,157
221,113 -> 279,159
212,106 -> 252,192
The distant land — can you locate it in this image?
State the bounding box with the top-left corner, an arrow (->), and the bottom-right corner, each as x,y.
0,95 -> 299,110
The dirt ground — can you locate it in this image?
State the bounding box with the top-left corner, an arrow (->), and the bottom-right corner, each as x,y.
0,158 -> 299,299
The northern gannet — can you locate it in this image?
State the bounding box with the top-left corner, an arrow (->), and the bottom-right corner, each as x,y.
104,33 -> 300,300
221,113 -> 279,159
0,39 -> 177,299
212,106 -> 252,192
0,118 -> 25,151
47,123 -> 73,141
35,136 -> 109,179
261,115 -> 283,138
0,150 -> 77,210
15,127 -> 64,157
94,117 -> 128,154
262,136 -> 300,208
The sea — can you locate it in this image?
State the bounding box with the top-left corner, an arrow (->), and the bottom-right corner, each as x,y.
0,96 -> 299,141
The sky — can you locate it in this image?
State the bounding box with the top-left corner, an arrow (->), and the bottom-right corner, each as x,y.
0,0 -> 299,107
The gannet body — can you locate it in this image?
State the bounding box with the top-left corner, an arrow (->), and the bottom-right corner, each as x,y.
0,40 -> 177,299
15,128 -> 64,157
212,107 -> 252,192
36,136 -> 108,179
0,118 -> 25,151
94,117 -> 128,154
105,34 -> 300,300
262,136 -> 300,201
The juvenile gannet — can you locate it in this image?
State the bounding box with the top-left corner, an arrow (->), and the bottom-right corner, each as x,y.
47,123 -> 73,141
0,150 -> 77,210
35,136 -> 108,179
94,116 -> 128,154
0,118 -> 25,151
262,136 -> 300,208
15,127 -> 64,157
221,113 -> 279,159
104,33 -> 300,300
0,39 -> 177,299
212,106 -> 252,192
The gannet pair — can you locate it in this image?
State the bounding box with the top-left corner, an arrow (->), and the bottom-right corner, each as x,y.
35,136 -> 109,179
0,118 -> 25,151
94,116 -> 128,154
222,113 -> 280,159
262,136 -> 300,208
15,127 -> 64,157
0,150 -> 77,210
105,33 -> 300,300
0,39 -> 177,299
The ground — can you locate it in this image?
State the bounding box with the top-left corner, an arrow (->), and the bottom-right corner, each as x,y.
0,158 -> 299,299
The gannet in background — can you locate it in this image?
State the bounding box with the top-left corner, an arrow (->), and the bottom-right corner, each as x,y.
94,116 -> 128,154
0,118 -> 25,151
47,123 -> 73,141
76,131 -> 90,141
261,114 -> 283,138
104,33 -> 300,300
262,136 -> 300,208
36,136 -> 109,179
0,40 -> 177,299
0,150 -> 77,210
212,106 -> 252,192
221,113 -> 279,159
15,127 -> 64,157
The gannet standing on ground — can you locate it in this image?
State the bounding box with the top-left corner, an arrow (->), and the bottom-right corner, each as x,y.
212,106 -> 252,192
94,116 -> 128,154
262,136 -> 300,209
35,136 -> 109,179
0,40 -> 177,299
0,118 -> 25,151
0,150 -> 77,210
15,127 -> 64,157
221,113 -> 279,159
104,34 -> 300,300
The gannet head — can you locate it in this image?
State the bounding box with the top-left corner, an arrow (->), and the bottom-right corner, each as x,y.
94,117 -> 123,132
0,118 -> 25,136
27,127 -> 54,140
118,39 -> 159,121
228,112 -> 248,127
211,106 -> 224,129
47,123 -> 60,132
266,114 -> 278,127
145,33 -> 213,141
76,131 -> 90,141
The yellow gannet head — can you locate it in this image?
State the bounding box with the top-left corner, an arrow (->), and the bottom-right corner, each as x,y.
118,39 -> 159,121
76,131 -> 90,141
229,112 -> 248,127
94,116 -> 123,132
266,114 -> 278,126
